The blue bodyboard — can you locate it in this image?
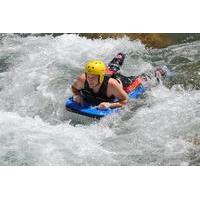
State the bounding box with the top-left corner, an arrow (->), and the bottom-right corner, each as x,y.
65,85 -> 145,119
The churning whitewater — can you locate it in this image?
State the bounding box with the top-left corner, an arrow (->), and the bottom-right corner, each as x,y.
0,34 -> 200,165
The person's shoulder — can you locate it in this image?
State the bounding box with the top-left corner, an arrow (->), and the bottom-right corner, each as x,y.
72,73 -> 85,89
77,73 -> 86,82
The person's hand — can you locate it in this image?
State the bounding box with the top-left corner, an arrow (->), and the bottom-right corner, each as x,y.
73,95 -> 83,104
98,102 -> 111,109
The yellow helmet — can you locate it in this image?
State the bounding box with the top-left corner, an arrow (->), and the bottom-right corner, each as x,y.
84,60 -> 106,84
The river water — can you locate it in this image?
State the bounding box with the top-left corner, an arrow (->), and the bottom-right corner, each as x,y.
0,33 -> 200,165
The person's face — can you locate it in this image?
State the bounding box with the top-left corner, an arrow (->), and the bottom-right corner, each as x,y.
86,74 -> 99,88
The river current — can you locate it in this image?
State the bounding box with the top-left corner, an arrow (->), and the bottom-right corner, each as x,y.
0,34 -> 200,165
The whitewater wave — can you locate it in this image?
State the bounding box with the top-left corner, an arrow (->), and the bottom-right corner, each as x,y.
1,34 -> 200,165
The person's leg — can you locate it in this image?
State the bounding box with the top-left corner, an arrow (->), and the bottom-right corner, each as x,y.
108,53 -> 126,72
139,66 -> 168,90
154,67 -> 166,82
113,73 -> 135,87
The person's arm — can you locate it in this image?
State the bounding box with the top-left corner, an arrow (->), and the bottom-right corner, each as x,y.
71,74 -> 85,103
98,79 -> 128,109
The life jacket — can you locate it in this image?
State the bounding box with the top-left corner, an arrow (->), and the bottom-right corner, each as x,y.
80,76 -> 115,105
